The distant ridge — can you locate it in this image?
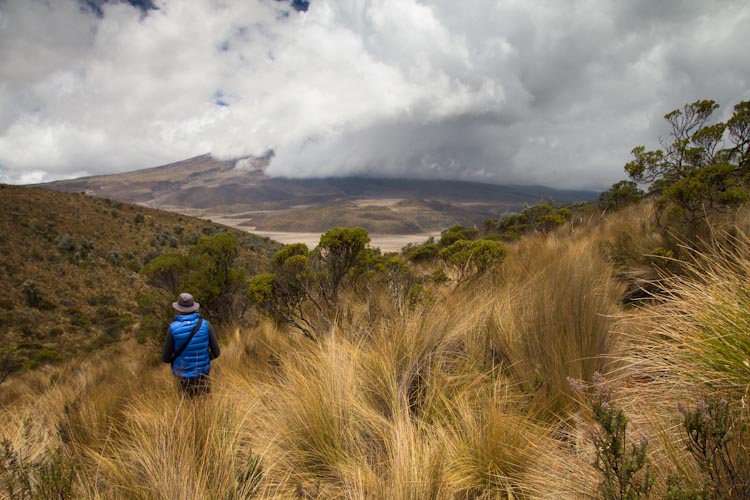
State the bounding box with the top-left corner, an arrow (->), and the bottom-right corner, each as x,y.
39,154 -> 597,233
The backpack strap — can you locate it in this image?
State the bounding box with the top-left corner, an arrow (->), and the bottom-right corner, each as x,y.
171,318 -> 203,363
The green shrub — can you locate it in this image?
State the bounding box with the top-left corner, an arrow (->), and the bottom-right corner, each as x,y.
440,239 -> 507,283
571,374 -> 653,500
136,315 -> 168,344
95,307 -> 134,337
66,307 -> 92,327
407,284 -> 425,309
87,293 -> 116,307
47,327 -> 64,338
107,250 -> 120,266
430,267 -> 449,284
55,233 -> 76,253
21,281 -> 43,308
34,348 -> 64,365
674,398 -> 750,499
440,225 -> 480,246
0,441 -> 76,499
406,243 -> 439,263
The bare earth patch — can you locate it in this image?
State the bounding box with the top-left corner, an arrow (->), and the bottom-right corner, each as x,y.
351,198 -> 405,208
250,231 -> 439,253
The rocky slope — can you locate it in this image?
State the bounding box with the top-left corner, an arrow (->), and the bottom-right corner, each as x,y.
39,154 -> 597,233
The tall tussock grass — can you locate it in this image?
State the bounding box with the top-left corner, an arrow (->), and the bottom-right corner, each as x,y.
241,231 -> 624,498
1,229 -> 623,499
91,394 -> 262,500
9,206 -> 750,498
625,230 -> 750,395
600,223 -> 750,498
489,235 -> 625,419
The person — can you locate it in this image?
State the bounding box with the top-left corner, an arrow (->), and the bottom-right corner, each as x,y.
162,292 -> 220,398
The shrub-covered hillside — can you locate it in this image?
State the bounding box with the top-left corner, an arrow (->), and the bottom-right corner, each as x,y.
2,99 -> 749,499
0,184 -> 279,381
2,197 -> 749,499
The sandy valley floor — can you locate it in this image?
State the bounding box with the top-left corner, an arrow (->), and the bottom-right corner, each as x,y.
249,231 -> 439,253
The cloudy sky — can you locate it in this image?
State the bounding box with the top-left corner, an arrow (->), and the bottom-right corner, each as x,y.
0,0 -> 748,189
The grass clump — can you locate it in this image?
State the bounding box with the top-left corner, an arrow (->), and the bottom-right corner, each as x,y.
0,440 -> 76,500
6,199 -> 750,498
489,235 -> 624,418
632,233 -> 750,395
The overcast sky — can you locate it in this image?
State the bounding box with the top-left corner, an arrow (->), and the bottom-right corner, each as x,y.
0,0 -> 748,189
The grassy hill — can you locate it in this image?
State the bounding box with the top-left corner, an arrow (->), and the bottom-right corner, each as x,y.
0,184 -> 280,382
1,197 -> 749,499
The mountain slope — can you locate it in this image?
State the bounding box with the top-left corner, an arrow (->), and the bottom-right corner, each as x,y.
39,154 -> 598,233
0,184 -> 279,381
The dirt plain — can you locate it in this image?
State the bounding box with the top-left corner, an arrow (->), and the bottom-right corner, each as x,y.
248,230 -> 440,253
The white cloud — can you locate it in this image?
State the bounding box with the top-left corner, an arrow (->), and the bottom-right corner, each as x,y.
0,0 -> 748,189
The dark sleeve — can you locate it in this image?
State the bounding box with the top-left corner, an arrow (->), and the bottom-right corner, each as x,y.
207,322 -> 221,360
161,329 -> 174,363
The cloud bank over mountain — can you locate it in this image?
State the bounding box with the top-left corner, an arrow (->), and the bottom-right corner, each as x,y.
0,0 -> 748,188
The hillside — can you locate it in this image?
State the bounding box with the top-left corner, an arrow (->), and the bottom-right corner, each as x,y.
1,197 -> 749,498
0,184 -> 280,381
38,154 -> 597,233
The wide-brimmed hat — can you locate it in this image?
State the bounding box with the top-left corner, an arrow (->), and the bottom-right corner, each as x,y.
173,292 -> 200,313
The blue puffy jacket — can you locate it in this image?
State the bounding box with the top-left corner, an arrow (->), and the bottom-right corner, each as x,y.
169,313 -> 211,378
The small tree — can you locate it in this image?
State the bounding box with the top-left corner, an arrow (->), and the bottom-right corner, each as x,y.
381,256 -> 417,311
727,101 -> 750,170
316,227 -> 370,306
142,233 -> 247,323
599,180 -> 644,212
190,232 -> 240,289
440,225 -> 480,246
440,239 -> 507,283
624,99 -> 750,224
249,229 -> 371,338
248,273 -> 316,340
186,232 -> 247,322
142,253 -> 191,295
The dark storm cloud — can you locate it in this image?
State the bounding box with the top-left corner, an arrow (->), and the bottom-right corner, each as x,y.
0,0 -> 748,188
274,0 -> 309,13
80,0 -> 157,17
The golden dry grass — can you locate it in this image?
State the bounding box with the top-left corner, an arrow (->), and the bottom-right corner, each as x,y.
3,202 -> 750,499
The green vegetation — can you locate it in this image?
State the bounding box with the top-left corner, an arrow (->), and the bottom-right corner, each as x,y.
143,232 -> 249,323
599,180 -> 644,212
0,184 -> 278,380
4,191 -> 750,498
0,439 -> 76,500
570,374 -> 654,500
624,99 -> 750,224
249,227 -> 422,339
2,99 -> 750,499
439,239 -> 507,283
